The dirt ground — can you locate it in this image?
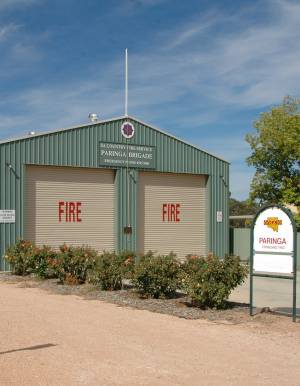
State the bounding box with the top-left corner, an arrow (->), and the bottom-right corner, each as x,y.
0,278 -> 300,386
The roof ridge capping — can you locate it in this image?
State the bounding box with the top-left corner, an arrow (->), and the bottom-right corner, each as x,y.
0,114 -> 229,164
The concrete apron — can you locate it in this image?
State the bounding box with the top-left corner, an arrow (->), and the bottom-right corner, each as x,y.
229,272 -> 300,317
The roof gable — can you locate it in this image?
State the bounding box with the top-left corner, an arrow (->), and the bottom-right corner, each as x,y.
0,115 -> 228,164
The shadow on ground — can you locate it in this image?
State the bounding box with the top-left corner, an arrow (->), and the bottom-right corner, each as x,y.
0,343 -> 57,355
272,307 -> 300,317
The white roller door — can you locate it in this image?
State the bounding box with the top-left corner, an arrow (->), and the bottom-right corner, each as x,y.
25,165 -> 115,251
138,172 -> 207,259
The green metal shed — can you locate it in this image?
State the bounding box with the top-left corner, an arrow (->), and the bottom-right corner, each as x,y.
0,115 -> 229,270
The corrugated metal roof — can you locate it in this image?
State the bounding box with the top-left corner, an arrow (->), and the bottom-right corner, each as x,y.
0,115 -> 229,163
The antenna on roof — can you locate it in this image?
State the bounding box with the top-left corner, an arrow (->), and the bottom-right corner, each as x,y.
125,48 -> 128,117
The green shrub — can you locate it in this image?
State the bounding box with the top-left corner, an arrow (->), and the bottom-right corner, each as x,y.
132,253 -> 181,298
4,239 -> 37,275
34,246 -> 59,279
181,254 -> 248,309
89,251 -> 135,290
118,250 -> 136,280
56,244 -> 98,284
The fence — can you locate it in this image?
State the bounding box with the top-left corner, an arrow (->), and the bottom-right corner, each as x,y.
229,228 -> 300,268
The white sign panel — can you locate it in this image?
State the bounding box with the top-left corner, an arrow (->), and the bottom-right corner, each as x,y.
216,211 -> 223,223
253,206 -> 294,274
0,209 -> 15,223
253,207 -> 293,254
253,253 -> 293,274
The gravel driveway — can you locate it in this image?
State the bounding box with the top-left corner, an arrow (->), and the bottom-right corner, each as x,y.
0,280 -> 299,386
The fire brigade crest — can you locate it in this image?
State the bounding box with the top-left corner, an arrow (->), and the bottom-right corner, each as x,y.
121,122 -> 135,139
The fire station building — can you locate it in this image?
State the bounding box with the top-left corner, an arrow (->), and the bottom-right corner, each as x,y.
0,116 -> 229,270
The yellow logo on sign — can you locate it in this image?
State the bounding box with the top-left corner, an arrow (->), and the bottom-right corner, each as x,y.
264,217 -> 282,232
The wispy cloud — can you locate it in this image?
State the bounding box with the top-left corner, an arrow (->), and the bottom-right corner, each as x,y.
0,0 -> 299,200
0,0 -> 39,10
122,0 -> 300,113
10,41 -> 42,61
194,136 -> 251,164
166,8 -> 227,50
0,23 -> 20,41
1,0 -> 299,132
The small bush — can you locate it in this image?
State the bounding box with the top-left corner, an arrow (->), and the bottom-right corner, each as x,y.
56,244 -> 98,284
4,239 -> 38,275
118,250 -> 136,280
34,246 -> 59,279
181,254 -> 248,309
89,251 -> 135,290
132,253 -> 181,298
4,240 -> 59,278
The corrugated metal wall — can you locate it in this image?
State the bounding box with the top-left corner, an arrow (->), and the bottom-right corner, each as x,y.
0,117 -> 229,270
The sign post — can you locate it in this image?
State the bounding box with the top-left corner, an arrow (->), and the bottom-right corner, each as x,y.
250,204 -> 297,322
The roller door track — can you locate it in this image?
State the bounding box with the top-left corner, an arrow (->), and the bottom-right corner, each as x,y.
25,165 -> 115,251
138,172 -> 207,259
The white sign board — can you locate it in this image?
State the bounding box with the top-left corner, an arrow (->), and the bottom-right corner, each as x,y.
253,207 -> 294,274
216,211 -> 223,223
0,209 -> 15,223
253,253 -> 293,274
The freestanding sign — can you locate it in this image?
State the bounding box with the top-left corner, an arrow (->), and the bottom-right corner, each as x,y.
250,205 -> 297,321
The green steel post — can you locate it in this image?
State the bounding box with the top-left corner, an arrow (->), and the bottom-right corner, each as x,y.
250,222 -> 254,316
293,224 -> 297,322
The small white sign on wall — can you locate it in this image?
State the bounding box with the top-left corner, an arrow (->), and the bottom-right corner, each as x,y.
0,209 -> 15,223
217,211 -> 223,223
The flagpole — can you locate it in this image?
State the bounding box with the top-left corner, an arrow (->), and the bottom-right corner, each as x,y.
125,48 -> 128,117
125,48 -> 130,233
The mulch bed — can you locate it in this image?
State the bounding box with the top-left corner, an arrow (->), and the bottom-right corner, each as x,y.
0,273 -> 260,324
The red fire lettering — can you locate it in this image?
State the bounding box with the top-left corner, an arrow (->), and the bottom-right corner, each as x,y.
162,203 -> 181,222
58,201 -> 82,223
69,202 -> 75,222
58,201 -> 64,222
176,204 -> 180,222
76,202 -> 82,222
168,203 -> 171,221
162,203 -> 167,222
65,202 -> 68,222
171,204 -> 176,221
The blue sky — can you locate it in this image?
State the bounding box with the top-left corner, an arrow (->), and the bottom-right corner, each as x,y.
0,0 -> 299,199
